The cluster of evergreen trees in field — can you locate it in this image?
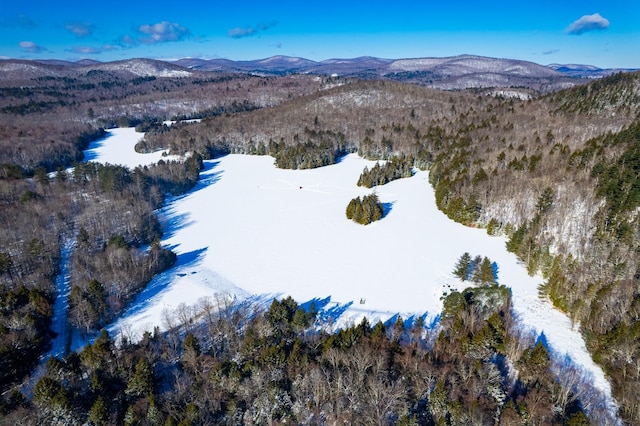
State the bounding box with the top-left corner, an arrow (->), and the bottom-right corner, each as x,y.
346,193 -> 385,225
271,139 -> 347,169
452,252 -> 498,285
357,154 -> 414,188
1,287 -> 592,425
344,154 -> 416,226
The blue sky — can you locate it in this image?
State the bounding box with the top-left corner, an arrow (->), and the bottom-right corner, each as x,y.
0,1 -> 637,68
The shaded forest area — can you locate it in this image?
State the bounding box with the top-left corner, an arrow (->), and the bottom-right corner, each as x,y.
0,153 -> 204,393
1,60 -> 640,423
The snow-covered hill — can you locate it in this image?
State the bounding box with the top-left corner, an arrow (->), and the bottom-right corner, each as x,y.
0,58 -> 193,80
82,127 -> 619,423
86,58 -> 192,78
388,54 -> 560,77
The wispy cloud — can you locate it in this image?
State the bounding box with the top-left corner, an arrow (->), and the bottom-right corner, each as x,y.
120,34 -> 137,46
68,45 -> 115,55
228,21 -> 276,39
565,13 -> 610,35
65,22 -> 95,38
542,49 -> 559,55
137,21 -> 190,44
19,41 -> 47,53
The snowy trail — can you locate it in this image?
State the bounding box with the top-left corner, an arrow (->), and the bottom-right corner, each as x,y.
29,237 -> 75,392
87,127 -> 619,424
47,238 -> 74,359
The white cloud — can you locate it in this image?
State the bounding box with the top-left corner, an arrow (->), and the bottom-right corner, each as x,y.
228,21 -> 276,39
65,22 -> 95,38
138,21 -> 190,44
69,46 -> 102,55
19,40 -> 46,53
68,45 -> 117,55
228,27 -> 257,38
565,13 -> 610,35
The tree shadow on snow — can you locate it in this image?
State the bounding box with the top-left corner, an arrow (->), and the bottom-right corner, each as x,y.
81,133 -> 111,162
382,202 -> 394,218
191,160 -> 223,193
316,301 -> 354,324
300,296 -> 333,313
333,153 -> 350,165
158,160 -> 224,240
159,208 -> 194,241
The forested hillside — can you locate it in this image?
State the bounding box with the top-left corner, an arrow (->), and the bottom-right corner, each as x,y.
0,61 -> 326,172
143,71 -> 640,423
1,59 -> 639,423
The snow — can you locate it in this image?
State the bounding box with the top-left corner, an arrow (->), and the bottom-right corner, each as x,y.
91,60 -> 192,78
82,127 -> 179,169
45,239 -> 74,359
84,127 -> 618,423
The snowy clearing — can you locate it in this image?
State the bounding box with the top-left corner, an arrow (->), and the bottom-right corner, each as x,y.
83,127 -> 618,422
82,127 -> 179,168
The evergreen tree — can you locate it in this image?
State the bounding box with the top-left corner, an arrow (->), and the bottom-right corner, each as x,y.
471,255 -> 483,283
88,396 -> 109,426
345,197 -> 359,220
453,252 -> 472,281
182,332 -> 200,356
126,357 -> 155,399
479,257 -> 496,285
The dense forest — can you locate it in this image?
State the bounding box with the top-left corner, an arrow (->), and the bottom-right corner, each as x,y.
0,59 -> 639,424
5,285 -> 593,425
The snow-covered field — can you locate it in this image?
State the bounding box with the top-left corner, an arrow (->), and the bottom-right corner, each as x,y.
84,127 -> 618,422
82,126 -> 179,168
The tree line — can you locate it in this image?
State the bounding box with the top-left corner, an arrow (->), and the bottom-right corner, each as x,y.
357,155 -> 414,188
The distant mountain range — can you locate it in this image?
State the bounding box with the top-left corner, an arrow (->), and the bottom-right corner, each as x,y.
172,54 -> 634,78
1,54 -> 636,92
